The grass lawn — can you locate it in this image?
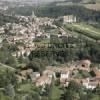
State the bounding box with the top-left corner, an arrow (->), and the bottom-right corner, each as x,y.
18,83 -> 34,93
50,83 -> 62,100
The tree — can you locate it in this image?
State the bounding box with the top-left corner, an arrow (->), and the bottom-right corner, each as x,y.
94,85 -> 100,95
0,70 -> 17,88
61,81 -> 83,100
68,81 -> 82,92
27,58 -> 47,73
90,0 -> 96,4
5,84 -> 15,98
5,55 -> 18,68
0,92 -> 11,100
66,90 -> 80,100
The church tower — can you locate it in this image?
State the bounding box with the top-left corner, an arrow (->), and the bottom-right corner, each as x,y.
32,11 -> 36,19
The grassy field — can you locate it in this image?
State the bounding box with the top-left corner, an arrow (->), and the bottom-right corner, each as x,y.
45,29 -> 59,35
34,39 -> 50,48
50,82 -> 62,100
18,83 -> 34,93
64,23 -> 100,40
0,63 -> 16,72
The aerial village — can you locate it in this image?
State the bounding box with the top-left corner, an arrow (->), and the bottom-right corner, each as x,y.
0,12 -> 77,57
0,0 -> 100,99
0,12 -> 99,90
16,58 -> 100,90
0,10 -> 99,91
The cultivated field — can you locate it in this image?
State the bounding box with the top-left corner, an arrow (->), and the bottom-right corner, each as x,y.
64,23 -> 100,40
84,4 -> 100,11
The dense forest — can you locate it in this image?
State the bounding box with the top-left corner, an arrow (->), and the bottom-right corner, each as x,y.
5,5 -> 100,24
29,38 -> 100,65
36,5 -> 100,22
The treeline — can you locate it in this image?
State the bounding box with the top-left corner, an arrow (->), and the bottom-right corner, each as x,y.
6,3 -> 100,22
5,5 -> 100,23
29,40 -> 100,64
6,6 -> 34,16
53,0 -> 82,4
0,41 -> 20,68
65,0 -> 82,3
36,5 -> 100,23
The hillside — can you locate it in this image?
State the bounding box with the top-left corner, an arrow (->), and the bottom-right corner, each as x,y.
83,3 -> 100,11
0,63 -> 16,72
64,23 -> 100,40
0,13 -> 19,26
